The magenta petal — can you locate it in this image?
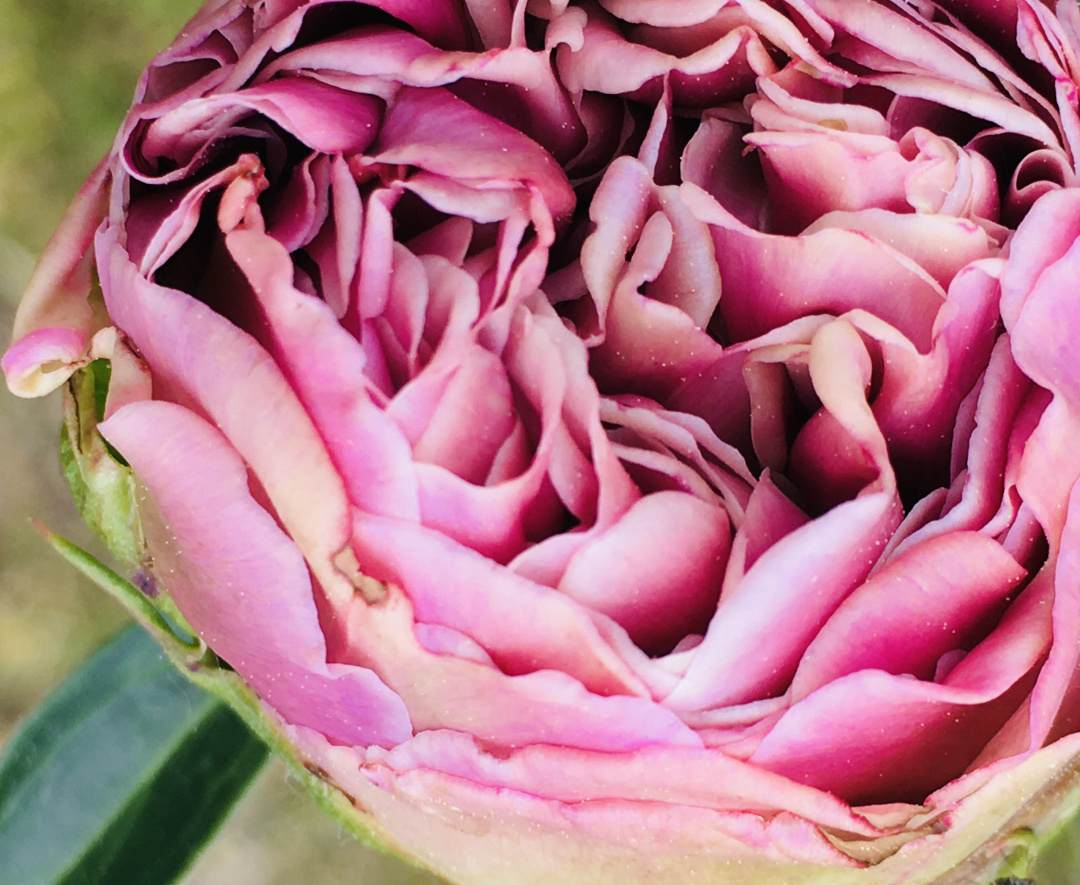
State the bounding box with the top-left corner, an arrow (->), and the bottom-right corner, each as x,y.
263,27 -> 585,162
583,188 -> 724,397
331,736 -> 867,870
874,72 -> 1060,147
100,401 -> 412,747
372,86 -> 575,228
140,78 -> 383,164
132,154 -> 265,274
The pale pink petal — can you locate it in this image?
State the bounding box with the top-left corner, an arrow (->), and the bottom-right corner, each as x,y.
2,326 -> 90,398
801,210 -> 993,289
366,730 -> 883,834
4,160 -> 109,397
350,509 -> 651,697
342,584 -> 700,750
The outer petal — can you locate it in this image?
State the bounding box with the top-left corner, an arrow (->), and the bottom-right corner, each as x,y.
277,725 -> 1080,885
4,160 -> 110,396
99,400 -> 412,747
95,223 -> 363,632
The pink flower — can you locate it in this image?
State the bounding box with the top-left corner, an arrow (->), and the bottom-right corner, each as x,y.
7,0 -> 1080,881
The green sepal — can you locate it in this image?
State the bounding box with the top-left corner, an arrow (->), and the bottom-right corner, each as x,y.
60,360 -> 142,566
34,523 -> 206,665
58,359 -> 197,640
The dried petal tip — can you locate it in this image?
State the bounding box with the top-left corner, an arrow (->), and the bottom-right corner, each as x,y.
2,326 -> 89,397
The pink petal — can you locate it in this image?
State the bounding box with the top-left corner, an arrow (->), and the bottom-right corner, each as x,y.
4,160 -> 109,396
223,227 -> 422,523
560,491 -> 733,655
682,183 -> 945,351
893,337 -> 1032,550
96,226 -> 361,625
720,472 -> 809,596
1034,486 -> 1080,746
665,487 -> 901,710
341,584 -> 700,750
749,668 -> 1036,804
410,346 -> 517,484
350,509 -> 651,698
748,133 -> 911,234
751,573 -> 1053,803
791,532 -> 1027,698
371,86 -> 575,229
99,400 -> 412,747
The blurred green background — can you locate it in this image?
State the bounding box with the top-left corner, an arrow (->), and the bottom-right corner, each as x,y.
5,1 -> 1080,884
0,1 -> 435,881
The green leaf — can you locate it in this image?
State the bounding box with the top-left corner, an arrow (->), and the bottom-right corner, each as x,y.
0,625 -> 270,885
21,528 -> 418,871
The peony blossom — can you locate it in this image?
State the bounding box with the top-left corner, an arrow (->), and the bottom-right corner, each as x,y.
7,0 -> 1080,882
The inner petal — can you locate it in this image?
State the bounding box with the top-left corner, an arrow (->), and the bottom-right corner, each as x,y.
411,346 -> 517,485
559,490 -> 732,656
